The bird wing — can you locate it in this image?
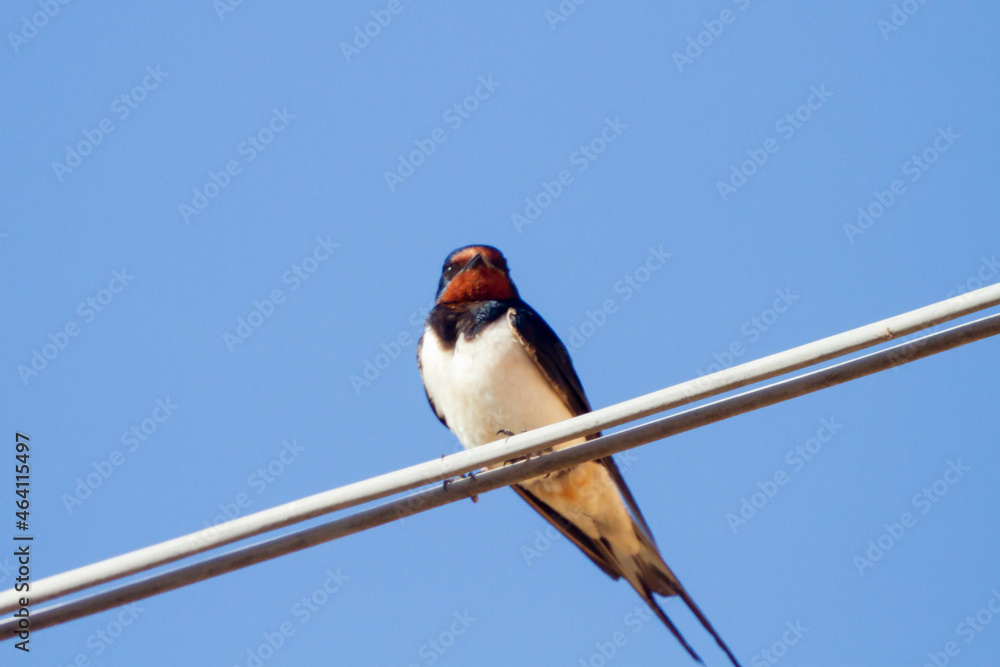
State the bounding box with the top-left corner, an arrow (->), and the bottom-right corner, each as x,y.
505,305 -> 655,537
507,305 -> 742,666
416,332 -> 448,428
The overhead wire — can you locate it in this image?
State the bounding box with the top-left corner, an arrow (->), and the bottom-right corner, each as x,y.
2,284 -> 999,638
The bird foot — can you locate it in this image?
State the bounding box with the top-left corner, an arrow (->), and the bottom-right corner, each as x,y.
462,470 -> 479,503
499,429 -> 537,466
442,471 -> 479,504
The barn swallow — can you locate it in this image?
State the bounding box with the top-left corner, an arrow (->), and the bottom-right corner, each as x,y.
417,245 -> 741,666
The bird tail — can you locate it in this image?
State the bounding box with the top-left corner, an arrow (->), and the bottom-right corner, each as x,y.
618,531 -> 743,667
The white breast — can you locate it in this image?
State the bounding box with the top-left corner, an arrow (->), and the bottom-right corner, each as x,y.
419,315 -> 576,449
420,314 -> 638,553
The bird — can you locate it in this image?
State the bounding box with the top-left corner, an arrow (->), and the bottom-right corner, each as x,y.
417,244 -> 741,666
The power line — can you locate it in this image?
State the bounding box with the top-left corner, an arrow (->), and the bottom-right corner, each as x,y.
1,285 -> 998,638
4,311 -> 999,638
4,283 -> 997,618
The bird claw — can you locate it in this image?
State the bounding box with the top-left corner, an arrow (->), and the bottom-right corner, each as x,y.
462,470 -> 479,503
499,429 -> 536,467
504,444 -> 551,467
442,471 -> 479,504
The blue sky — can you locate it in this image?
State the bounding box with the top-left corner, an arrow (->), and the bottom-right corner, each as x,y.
2,1 -> 999,665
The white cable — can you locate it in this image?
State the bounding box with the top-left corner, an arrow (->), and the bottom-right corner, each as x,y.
1,283 -> 997,619
2,310 -> 998,638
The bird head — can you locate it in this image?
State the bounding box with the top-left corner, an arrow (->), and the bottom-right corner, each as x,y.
435,245 -> 519,304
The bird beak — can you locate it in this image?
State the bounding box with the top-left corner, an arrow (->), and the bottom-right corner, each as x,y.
459,252 -> 493,273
